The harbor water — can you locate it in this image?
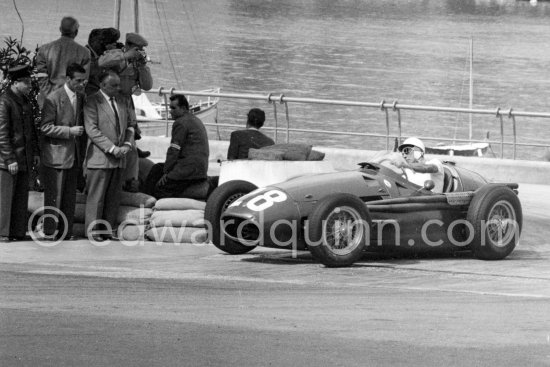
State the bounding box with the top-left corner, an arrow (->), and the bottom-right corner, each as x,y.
1,0 -> 550,159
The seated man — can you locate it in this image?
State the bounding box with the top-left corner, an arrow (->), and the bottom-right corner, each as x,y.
391,137 -> 444,193
227,108 -> 274,159
142,94 -> 209,199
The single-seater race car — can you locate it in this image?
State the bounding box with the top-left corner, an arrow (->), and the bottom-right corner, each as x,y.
205,159 -> 522,267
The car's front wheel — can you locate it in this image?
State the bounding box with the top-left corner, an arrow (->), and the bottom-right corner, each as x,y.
306,193 -> 371,267
205,180 -> 258,254
467,185 -> 522,260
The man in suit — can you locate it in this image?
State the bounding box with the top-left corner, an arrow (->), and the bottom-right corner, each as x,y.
36,16 -> 90,106
40,63 -> 87,240
84,71 -> 136,241
142,94 -> 209,199
0,66 -> 40,242
227,108 -> 274,159
100,32 -> 153,192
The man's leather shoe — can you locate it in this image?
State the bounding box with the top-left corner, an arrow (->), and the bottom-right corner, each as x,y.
90,235 -> 105,242
0,236 -> 10,242
9,235 -> 31,241
103,233 -> 119,241
137,148 -> 151,158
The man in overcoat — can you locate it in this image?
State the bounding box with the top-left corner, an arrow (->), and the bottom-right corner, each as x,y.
0,66 -> 40,241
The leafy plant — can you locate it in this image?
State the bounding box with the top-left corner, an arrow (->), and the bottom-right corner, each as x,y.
0,37 -> 40,120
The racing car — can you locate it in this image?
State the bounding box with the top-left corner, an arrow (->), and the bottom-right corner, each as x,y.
205,159 -> 522,267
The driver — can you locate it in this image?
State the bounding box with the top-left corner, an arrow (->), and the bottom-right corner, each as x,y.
392,137 -> 444,193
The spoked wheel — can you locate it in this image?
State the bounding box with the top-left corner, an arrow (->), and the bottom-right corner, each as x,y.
307,193 -> 371,267
204,180 -> 258,254
467,185 -> 522,260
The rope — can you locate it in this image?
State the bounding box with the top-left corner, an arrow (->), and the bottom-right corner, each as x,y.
153,0 -> 182,88
12,0 -> 24,42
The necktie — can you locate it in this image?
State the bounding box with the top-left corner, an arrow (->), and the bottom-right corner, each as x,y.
109,97 -> 121,136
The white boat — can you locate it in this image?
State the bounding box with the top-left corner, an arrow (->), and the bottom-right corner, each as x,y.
426,38 -> 491,157
132,88 -> 220,136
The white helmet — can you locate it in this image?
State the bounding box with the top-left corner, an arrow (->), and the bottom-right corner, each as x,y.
398,137 -> 425,153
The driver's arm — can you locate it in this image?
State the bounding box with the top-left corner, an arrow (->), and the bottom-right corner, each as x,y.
406,162 -> 440,173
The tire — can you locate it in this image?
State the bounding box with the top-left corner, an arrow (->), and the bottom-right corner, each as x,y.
467,184 -> 522,260
204,180 -> 258,254
307,193 -> 371,267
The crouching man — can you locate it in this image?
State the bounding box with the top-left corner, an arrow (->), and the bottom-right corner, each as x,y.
143,94 -> 209,199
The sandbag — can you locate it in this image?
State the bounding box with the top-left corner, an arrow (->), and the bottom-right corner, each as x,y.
250,143 -> 314,161
149,209 -> 205,228
248,148 -> 285,161
307,149 -> 325,161
173,180 -> 211,200
145,226 -> 208,243
120,191 -> 157,208
117,224 -> 146,242
117,206 -> 153,225
75,192 -> 156,208
154,198 -> 206,211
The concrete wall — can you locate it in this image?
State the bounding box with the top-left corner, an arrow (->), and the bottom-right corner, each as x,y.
137,136 -> 550,185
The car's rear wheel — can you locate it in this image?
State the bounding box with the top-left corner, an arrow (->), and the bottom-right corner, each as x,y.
467,185 -> 522,260
307,193 -> 371,267
205,180 -> 258,254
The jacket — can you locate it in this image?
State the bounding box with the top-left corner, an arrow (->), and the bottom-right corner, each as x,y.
164,112 -> 209,181
36,36 -> 91,99
0,88 -> 38,171
227,129 -> 275,159
84,92 -> 135,169
40,86 -> 85,169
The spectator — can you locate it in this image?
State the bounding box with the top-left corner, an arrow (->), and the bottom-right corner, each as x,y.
0,66 -> 40,241
85,28 -> 120,96
227,108 -> 274,159
99,32 -> 153,192
84,71 -> 136,241
36,16 -> 90,106
40,63 -> 87,240
143,94 -> 209,199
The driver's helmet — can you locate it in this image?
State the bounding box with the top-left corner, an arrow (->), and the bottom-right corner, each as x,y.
398,137 -> 425,154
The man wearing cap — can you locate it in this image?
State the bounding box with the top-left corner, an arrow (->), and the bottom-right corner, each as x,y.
0,66 -> 40,241
36,16 -> 90,106
40,63 -> 87,241
85,28 -> 120,96
84,71 -> 136,241
99,32 -> 153,192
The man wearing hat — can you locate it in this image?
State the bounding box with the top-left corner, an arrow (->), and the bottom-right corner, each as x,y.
36,16 -> 90,106
85,27 -> 121,96
0,66 -> 40,241
100,32 -> 153,192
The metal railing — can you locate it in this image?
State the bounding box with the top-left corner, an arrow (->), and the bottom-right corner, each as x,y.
144,88 -> 550,160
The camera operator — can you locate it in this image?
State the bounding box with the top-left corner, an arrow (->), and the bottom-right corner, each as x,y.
98,33 -> 153,192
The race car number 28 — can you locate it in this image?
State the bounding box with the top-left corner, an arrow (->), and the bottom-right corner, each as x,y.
245,190 -> 288,211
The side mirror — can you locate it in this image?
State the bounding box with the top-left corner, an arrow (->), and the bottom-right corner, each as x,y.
423,180 -> 435,191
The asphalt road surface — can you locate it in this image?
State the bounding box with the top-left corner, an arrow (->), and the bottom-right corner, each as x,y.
1,184 -> 550,366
